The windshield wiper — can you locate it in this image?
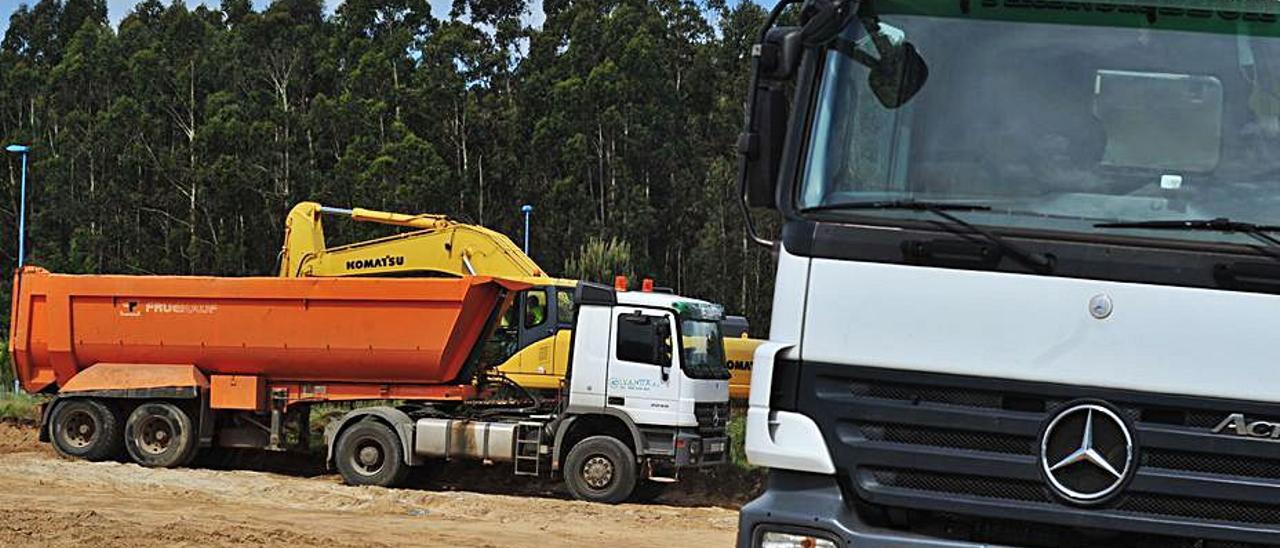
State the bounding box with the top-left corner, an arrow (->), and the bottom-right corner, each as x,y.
1095,217 -> 1280,260
802,200 -> 1054,273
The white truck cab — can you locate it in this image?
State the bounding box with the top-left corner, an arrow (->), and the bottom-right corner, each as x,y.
734,0 -> 1280,545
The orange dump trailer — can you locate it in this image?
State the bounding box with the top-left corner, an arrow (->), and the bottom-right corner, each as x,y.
11,266 -> 525,396
9,266 -> 525,467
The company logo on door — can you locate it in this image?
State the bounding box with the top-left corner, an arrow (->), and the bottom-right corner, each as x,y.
609,377 -> 663,392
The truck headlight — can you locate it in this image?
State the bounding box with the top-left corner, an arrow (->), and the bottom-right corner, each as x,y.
758,530 -> 837,548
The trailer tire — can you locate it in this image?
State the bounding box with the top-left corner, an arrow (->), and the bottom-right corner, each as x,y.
124,402 -> 198,468
563,435 -> 637,504
335,421 -> 409,488
49,398 -> 123,461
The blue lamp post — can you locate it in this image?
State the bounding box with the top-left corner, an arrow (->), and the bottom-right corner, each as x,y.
521,204 -> 534,255
5,144 -> 29,268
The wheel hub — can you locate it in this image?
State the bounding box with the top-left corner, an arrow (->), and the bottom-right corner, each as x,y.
137,416 -> 175,455
61,411 -> 96,448
581,456 -> 615,489
358,446 -> 381,466
351,439 -> 386,476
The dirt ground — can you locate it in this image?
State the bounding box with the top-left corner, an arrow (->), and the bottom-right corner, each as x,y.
0,420 -> 742,547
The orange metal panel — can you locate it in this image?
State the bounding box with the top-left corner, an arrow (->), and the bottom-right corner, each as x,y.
60,363 -> 208,393
210,375 -> 266,411
270,382 -> 477,407
9,266 -> 528,400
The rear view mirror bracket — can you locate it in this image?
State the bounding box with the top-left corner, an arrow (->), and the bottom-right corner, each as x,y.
739,0 -> 861,249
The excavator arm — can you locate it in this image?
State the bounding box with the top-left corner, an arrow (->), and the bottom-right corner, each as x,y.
279,201 -> 547,279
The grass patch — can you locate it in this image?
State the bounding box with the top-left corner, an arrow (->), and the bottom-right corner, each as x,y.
728,413 -> 752,470
0,392 -> 43,422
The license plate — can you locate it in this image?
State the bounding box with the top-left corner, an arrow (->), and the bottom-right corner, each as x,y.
707,441 -> 725,453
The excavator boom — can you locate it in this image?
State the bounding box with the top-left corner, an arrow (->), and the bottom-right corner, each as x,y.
279,202 -> 545,279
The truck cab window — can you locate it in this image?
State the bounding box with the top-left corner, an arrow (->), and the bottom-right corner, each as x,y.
616,313 -> 672,366
679,318 -> 731,380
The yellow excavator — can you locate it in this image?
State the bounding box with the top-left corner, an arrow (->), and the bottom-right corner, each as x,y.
278,202 -> 760,399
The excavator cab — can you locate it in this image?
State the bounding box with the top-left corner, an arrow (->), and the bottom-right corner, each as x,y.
478,283 -> 576,392
495,285 -> 575,391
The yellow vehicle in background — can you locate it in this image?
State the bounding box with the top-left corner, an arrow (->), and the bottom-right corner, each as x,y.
278,202 -> 761,399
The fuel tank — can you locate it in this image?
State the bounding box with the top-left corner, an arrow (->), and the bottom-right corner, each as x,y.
9,267 -> 526,393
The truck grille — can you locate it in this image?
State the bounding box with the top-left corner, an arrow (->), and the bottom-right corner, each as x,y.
798,364 -> 1280,544
694,402 -> 729,437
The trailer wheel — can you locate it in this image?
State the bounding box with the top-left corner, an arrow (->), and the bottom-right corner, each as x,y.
335,421 -> 409,487
124,402 -> 198,468
49,399 -> 123,461
563,435 -> 637,504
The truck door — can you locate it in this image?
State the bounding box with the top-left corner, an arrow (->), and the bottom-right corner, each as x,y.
606,309 -> 680,425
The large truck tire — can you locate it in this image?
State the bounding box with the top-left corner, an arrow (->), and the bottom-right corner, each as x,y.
563,435 -> 637,504
334,420 -> 410,487
124,401 -> 198,468
49,398 -> 123,461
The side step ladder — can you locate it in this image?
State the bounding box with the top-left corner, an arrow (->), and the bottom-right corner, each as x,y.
514,422 -> 543,476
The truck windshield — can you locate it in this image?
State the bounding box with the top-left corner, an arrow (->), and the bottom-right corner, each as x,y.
801,0 -> 1280,249
680,319 -> 730,380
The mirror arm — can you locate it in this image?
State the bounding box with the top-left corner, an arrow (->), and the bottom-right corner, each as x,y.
737,0 -> 803,250
831,36 -> 876,68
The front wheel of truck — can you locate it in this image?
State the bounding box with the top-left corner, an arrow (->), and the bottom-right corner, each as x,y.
335,420 -> 410,488
124,401 -> 198,468
563,435 -> 637,504
49,398 -> 123,461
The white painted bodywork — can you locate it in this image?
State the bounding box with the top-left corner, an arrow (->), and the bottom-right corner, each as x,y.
746,244 -> 1280,473
803,258 -> 1279,403
745,248 -> 838,473
746,341 -> 836,474
605,307 -> 687,426
568,305 -> 612,409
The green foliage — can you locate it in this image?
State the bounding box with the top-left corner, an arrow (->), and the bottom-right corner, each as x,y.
728,412 -> 751,470
0,0 -> 776,336
0,392 -> 41,422
0,340 -> 11,391
563,236 -> 634,285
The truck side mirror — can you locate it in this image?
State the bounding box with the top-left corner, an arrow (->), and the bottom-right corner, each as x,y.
654,321 -> 673,381
740,27 -> 802,209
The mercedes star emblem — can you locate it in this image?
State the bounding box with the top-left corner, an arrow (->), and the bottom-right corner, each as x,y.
1040,402 -> 1135,504
1089,294 -> 1113,319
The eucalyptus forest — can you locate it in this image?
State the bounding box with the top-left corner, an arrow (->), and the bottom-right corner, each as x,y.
0,0 -> 779,341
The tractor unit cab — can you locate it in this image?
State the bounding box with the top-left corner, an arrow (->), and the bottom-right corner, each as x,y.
567,284 -> 732,440
737,0 -> 1280,546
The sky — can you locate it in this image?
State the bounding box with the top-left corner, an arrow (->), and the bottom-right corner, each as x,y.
0,0 -> 546,37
